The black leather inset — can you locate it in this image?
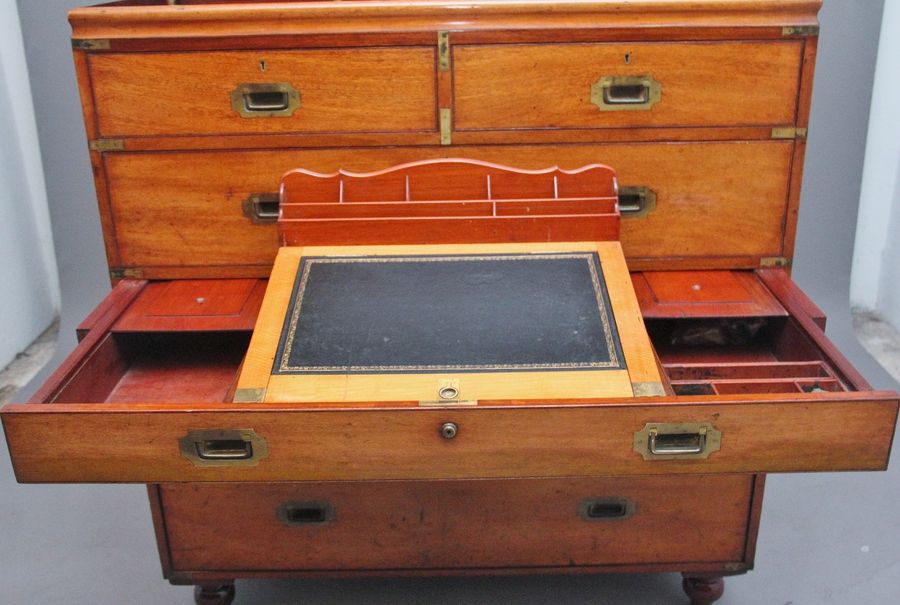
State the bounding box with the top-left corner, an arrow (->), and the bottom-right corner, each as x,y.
273,253 -> 625,374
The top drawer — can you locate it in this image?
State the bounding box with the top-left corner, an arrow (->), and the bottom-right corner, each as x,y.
453,41 -> 803,130
87,47 -> 437,137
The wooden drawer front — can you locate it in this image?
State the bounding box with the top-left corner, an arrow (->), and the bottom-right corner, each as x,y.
453,41 -> 802,130
102,140 -> 791,274
162,476 -> 751,571
88,48 -> 436,137
5,396 -> 896,482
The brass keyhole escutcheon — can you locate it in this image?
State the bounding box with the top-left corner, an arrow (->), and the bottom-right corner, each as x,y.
439,386 -> 459,400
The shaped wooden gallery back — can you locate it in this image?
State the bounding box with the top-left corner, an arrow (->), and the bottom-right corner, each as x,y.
277,158 -> 620,246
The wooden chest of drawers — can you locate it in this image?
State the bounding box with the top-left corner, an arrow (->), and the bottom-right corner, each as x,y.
3,1 -> 897,604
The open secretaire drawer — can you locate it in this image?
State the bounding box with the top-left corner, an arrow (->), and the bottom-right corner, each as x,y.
2,267 -> 896,483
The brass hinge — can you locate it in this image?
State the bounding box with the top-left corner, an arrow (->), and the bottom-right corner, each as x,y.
72,38 -> 110,50
89,138 -> 125,152
760,257 -> 792,268
109,268 -> 144,280
771,127 -> 807,140
723,562 -> 750,573
438,31 -> 450,71
440,108 -> 452,145
632,382 -> 666,397
419,399 -> 478,407
234,388 -> 266,403
782,25 -> 820,37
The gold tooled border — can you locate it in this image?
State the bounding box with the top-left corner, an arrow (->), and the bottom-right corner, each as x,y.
277,253 -> 622,373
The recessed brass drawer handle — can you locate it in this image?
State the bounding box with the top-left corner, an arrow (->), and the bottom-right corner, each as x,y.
230,82 -> 300,118
278,501 -> 334,526
197,439 -> 252,460
579,497 -> 636,521
242,192 -> 280,224
633,422 -> 722,460
618,186 -> 657,217
650,431 -> 704,455
591,75 -> 662,111
179,429 -> 269,467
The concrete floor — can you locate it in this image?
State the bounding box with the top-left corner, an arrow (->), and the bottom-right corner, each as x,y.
854,312 -> 900,384
2,300 -> 899,605
0,320 -> 57,406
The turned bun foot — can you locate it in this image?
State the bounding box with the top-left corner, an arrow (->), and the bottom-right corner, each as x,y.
194,582 -> 236,605
682,575 -> 725,605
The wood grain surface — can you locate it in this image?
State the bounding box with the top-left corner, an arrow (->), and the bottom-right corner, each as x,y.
69,1 -> 822,42
89,48 -> 437,137
3,393 -> 896,483
633,271 -> 787,318
161,475 -> 752,570
454,41 -> 802,130
113,279 -> 266,332
99,140 -> 793,275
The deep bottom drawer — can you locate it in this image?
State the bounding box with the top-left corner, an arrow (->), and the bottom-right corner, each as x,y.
161,475 -> 752,571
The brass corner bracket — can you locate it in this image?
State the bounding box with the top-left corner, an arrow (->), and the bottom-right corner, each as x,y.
782,25 -> 820,37
72,38 -> 110,50
89,138 -> 125,152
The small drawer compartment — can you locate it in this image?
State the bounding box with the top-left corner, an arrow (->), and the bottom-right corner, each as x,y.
641,270 -> 861,396
88,48 -> 437,137
453,41 -> 802,131
161,475 -> 753,571
112,279 -> 266,332
37,330 -> 249,405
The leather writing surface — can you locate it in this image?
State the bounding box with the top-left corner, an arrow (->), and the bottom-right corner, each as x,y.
273,253 -> 625,374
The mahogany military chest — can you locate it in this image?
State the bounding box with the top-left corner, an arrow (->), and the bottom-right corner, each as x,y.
2,1 -> 898,604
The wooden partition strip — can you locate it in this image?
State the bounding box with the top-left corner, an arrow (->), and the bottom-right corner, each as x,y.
756,269 -> 868,389
279,215 -> 621,247
756,268 -> 826,328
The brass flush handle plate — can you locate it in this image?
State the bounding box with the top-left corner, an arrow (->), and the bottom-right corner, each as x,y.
231,82 -> 300,118
179,429 -> 268,467
618,186 -> 657,218
242,192 -> 280,224
633,422 -> 722,460
591,75 -> 662,111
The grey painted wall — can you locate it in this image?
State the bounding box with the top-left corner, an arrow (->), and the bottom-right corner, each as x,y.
0,0 -> 59,369
16,0 -> 109,378
851,0 -> 900,327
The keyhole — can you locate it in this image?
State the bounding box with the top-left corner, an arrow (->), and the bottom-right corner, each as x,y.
259,59 -> 267,72
624,52 -> 632,65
